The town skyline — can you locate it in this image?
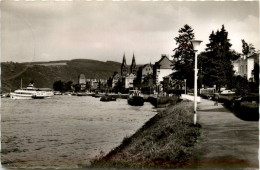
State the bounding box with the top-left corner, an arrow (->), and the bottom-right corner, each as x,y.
2,1 -> 259,64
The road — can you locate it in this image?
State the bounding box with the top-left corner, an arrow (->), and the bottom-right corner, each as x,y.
195,98 -> 258,169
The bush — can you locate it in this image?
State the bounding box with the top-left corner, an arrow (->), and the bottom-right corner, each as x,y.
218,95 -> 236,110
234,101 -> 259,121
241,93 -> 259,103
168,89 -> 185,95
219,94 -> 259,121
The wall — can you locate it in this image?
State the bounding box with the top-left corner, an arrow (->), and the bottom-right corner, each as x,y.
181,94 -> 201,102
156,69 -> 173,84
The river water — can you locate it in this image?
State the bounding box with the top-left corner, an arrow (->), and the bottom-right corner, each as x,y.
1,95 -> 157,168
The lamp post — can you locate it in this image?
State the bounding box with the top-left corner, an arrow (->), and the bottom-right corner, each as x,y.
191,40 -> 202,125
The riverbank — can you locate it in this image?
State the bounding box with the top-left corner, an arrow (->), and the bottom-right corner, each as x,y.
91,101 -> 200,168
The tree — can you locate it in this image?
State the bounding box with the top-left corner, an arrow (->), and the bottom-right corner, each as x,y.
172,24 -> 195,88
198,25 -> 235,91
64,81 -> 73,92
234,76 -> 250,96
242,39 -> 256,57
230,50 -> 241,61
53,80 -> 65,92
253,63 -> 259,84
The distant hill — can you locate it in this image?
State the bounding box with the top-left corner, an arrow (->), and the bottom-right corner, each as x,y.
1,59 -> 121,92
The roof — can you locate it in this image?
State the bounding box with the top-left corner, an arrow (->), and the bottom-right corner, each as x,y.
155,55 -> 173,69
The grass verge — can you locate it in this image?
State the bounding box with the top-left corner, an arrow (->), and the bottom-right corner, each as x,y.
91,101 -> 200,168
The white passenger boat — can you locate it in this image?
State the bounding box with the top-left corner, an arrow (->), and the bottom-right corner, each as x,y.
10,83 -> 54,99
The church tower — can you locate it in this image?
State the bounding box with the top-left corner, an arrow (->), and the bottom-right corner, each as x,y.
121,53 -> 128,77
130,53 -> 137,75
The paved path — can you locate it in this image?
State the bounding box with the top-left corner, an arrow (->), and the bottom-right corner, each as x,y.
195,98 -> 258,169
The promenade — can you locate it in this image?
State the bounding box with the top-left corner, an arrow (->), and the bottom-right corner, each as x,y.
195,98 -> 259,168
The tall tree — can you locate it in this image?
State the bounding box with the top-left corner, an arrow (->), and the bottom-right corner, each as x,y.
198,25 -> 235,91
172,24 -> 195,88
242,39 -> 256,57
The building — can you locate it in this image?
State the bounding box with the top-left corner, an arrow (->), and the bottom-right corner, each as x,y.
140,63 -> 153,82
233,55 -> 255,81
121,53 -> 128,77
130,53 -> 137,75
112,72 -> 120,88
120,53 -> 137,77
124,73 -> 136,89
118,53 -> 138,90
142,74 -> 154,89
153,54 -> 174,85
135,63 -> 153,88
85,79 -> 107,90
78,74 -> 86,91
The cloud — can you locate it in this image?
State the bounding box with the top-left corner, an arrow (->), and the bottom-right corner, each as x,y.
1,1 -> 259,63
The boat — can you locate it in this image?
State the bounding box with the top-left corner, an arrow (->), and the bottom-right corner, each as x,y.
127,90 -> 144,106
1,93 -> 10,98
76,92 -> 88,96
36,88 -> 54,98
100,94 -> 116,102
54,91 -> 62,95
10,83 -> 54,99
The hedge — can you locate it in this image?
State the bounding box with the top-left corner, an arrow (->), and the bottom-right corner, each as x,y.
234,101 -> 259,121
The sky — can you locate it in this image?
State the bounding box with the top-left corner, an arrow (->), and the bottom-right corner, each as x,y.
1,1 -> 259,64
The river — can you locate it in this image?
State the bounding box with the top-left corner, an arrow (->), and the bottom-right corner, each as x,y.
1,95 -> 157,168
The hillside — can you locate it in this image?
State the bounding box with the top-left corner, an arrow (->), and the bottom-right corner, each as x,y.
1,59 -> 121,92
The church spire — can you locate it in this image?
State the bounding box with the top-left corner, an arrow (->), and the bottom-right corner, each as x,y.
122,52 -> 126,65
130,53 -> 137,75
121,52 -> 127,76
131,53 -> 136,66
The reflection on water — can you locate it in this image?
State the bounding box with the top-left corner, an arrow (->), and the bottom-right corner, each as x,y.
1,95 -> 157,168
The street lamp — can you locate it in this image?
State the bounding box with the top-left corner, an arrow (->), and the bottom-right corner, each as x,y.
191,39 -> 202,125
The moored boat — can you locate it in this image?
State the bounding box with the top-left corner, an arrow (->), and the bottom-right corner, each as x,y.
1,93 -> 10,98
127,90 -> 144,106
100,95 -> 116,102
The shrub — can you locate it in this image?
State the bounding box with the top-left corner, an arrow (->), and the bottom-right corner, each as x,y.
168,89 -> 185,95
241,93 -> 259,103
235,101 -> 259,121
219,93 -> 259,121
218,95 -> 236,110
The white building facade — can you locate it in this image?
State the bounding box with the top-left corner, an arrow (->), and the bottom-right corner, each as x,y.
125,73 -> 136,89
233,55 -> 255,81
154,54 -> 174,85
